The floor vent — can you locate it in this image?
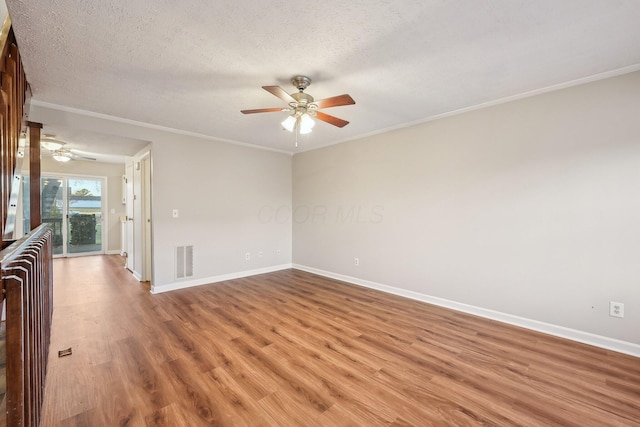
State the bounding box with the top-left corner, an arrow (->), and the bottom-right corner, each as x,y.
176,245 -> 193,279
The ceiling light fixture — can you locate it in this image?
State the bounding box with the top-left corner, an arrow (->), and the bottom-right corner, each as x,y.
281,111 -> 316,145
298,113 -> 315,134
52,151 -> 72,162
41,136 -> 65,151
281,115 -> 297,132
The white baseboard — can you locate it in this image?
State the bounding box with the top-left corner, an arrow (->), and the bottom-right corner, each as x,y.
106,250 -> 122,255
293,264 -> 640,358
151,264 -> 293,294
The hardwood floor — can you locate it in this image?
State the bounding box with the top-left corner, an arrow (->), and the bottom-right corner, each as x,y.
40,255 -> 640,426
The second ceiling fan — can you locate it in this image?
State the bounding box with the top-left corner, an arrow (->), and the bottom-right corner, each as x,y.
241,76 -> 355,145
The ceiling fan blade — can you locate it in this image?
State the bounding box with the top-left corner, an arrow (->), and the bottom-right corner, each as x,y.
241,107 -> 287,114
262,86 -> 296,104
67,151 -> 97,161
315,111 -> 349,128
313,94 -> 355,109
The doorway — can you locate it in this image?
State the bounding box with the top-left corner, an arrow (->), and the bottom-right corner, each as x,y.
41,175 -> 106,256
124,155 -> 151,282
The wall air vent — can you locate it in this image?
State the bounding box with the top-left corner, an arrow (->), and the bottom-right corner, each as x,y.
175,245 -> 193,278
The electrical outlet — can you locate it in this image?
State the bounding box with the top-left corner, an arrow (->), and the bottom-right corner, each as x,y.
354,257 -> 359,267
245,252 -> 251,261
610,301 -> 624,318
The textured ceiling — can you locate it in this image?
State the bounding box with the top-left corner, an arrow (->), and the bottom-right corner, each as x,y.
40,125 -> 150,163
6,0 -> 640,155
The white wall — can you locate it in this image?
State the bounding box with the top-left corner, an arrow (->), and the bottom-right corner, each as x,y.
293,71 -> 640,347
30,105 -> 292,293
41,156 -> 125,254
151,136 -> 292,291
0,1 -> 7,24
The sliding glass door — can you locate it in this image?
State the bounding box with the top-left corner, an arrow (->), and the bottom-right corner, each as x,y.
41,176 -> 105,256
41,177 -> 64,254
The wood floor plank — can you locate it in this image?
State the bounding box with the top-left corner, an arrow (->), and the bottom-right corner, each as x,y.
315,403 -> 378,427
144,403 -> 204,427
258,390 -> 323,427
162,357 -> 226,425
230,337 -> 334,414
112,337 -> 171,412
262,341 -> 443,426
38,256 -> 640,426
203,367 -> 276,427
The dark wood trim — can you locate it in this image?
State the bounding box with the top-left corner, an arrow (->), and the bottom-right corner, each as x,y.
1,27 -> 29,241
29,122 -> 42,229
0,14 -> 11,63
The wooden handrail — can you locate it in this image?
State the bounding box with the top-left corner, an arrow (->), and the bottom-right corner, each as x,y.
0,224 -> 52,266
1,224 -> 53,427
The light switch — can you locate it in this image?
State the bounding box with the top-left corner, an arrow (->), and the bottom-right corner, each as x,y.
172,209 -> 179,218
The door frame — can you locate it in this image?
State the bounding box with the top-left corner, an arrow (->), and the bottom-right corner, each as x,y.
125,151 -> 152,282
125,163 -> 135,271
42,173 -> 107,258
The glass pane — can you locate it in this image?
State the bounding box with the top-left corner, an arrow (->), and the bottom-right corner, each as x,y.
41,178 -> 64,255
67,178 -> 102,254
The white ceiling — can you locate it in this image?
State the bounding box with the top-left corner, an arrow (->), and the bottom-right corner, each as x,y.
6,0 -> 640,155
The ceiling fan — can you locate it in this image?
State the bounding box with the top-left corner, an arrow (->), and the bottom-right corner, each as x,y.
241,76 -> 355,146
40,135 -> 97,162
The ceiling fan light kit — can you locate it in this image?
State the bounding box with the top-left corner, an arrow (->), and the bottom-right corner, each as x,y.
242,75 -> 355,147
18,133 -> 98,162
52,151 -> 72,162
281,112 -> 315,134
298,113 -> 315,134
281,115 -> 297,132
38,134 -> 98,162
40,136 -> 65,151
